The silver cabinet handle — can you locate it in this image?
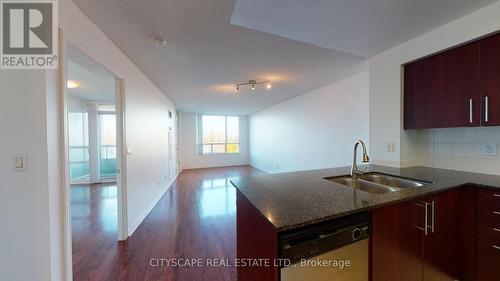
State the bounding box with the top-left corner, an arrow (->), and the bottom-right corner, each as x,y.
416,202 -> 428,236
430,201 -> 435,234
485,96 -> 489,123
493,211 -> 500,215
494,194 -> 500,198
493,245 -> 500,251
469,98 -> 473,123
494,228 -> 500,233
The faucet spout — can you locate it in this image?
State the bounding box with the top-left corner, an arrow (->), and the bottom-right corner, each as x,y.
351,140 -> 370,179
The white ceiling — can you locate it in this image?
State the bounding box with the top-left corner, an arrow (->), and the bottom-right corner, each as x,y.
232,0 -> 497,58
67,47 -> 116,103
73,0 -> 366,115
73,0 -> 496,114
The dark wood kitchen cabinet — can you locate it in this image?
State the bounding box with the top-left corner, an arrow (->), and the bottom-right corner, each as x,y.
236,191 -> 279,281
404,43 -> 480,129
477,188 -> 500,281
372,188 -> 476,281
404,56 -> 439,129
480,33 -> 500,126
422,190 -> 461,281
371,197 -> 423,281
404,32 -> 500,129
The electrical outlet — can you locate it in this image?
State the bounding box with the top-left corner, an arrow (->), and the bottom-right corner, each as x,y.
481,144 -> 497,156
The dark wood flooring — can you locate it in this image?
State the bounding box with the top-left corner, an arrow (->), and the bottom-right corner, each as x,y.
71,165 -> 265,281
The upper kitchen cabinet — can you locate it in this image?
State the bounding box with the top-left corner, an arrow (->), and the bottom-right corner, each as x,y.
480,33 -> 500,126
404,55 -> 439,129
404,42 -> 480,129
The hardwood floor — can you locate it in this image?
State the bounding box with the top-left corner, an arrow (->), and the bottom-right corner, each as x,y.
71,182 -> 118,281
72,165 -> 265,281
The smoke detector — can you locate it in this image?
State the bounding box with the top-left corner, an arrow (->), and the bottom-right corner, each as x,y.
151,35 -> 166,47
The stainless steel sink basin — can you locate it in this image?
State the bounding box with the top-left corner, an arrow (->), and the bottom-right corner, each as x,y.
325,172 -> 431,194
327,176 -> 401,194
358,172 -> 430,189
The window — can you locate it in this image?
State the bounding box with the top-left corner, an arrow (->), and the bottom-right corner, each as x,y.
99,113 -> 117,178
199,115 -> 240,154
68,112 -> 90,181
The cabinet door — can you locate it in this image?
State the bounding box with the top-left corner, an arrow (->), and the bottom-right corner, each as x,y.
404,43 -> 480,129
458,187 -> 477,281
422,190 -> 460,281
371,200 -> 424,281
404,56 -> 439,129
434,43 -> 480,128
477,235 -> 500,281
480,33 -> 500,126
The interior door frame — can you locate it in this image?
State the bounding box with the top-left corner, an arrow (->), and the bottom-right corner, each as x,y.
59,30 -> 129,281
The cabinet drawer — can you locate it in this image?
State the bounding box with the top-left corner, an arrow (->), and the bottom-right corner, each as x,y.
477,235 -> 500,281
478,189 -> 500,206
478,223 -> 500,240
478,203 -> 500,227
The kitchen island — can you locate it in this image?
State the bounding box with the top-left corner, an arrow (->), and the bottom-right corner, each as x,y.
231,165 -> 500,281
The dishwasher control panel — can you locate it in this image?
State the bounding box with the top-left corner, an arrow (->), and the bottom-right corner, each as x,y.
279,212 -> 370,265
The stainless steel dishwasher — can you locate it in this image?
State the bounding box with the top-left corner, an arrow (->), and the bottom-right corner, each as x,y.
280,212 -> 370,281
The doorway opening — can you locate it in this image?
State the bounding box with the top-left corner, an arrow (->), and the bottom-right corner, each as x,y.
63,44 -> 127,280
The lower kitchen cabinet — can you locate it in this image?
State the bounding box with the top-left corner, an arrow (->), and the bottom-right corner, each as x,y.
477,235 -> 500,281
371,197 -> 423,281
421,190 -> 461,281
477,188 -> 500,281
371,188 -> 476,281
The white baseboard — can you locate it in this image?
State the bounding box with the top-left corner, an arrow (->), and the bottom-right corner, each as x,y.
127,171 -> 179,237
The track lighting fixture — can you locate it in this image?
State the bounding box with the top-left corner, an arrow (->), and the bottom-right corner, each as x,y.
235,80 -> 271,92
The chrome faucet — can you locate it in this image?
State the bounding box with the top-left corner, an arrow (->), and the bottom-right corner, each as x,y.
351,140 -> 370,179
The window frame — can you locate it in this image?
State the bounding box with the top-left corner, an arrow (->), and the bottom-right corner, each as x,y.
198,115 -> 240,155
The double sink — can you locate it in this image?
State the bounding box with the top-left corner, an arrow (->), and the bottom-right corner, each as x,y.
325,172 -> 431,194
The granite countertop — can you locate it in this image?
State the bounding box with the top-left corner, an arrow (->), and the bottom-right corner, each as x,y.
230,165 -> 500,232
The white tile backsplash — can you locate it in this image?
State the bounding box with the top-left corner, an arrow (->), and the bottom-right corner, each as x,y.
434,143 -> 454,156
433,156 -> 452,169
416,127 -> 500,175
475,158 -> 500,175
453,127 -> 475,143
452,143 -> 477,158
452,157 -> 476,173
434,128 -> 453,143
475,127 -> 500,143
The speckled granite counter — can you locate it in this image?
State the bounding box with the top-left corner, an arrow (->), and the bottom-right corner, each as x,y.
230,165 -> 500,232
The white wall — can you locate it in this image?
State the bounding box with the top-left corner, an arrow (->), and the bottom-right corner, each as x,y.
180,113 -> 249,169
0,70 -> 57,281
369,1 -> 500,167
249,70 -> 369,173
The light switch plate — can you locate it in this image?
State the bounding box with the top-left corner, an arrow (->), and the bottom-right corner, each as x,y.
387,143 -> 395,153
481,144 -> 497,157
13,153 -> 27,171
